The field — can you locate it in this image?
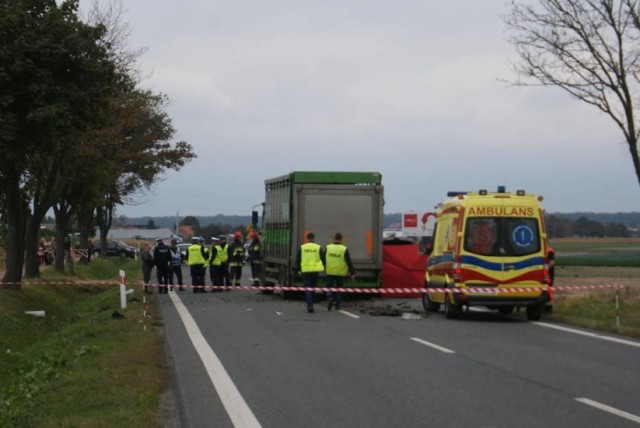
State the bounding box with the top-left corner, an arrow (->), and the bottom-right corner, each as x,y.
549,238 -> 640,338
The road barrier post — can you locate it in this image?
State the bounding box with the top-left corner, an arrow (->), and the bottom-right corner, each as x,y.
119,270 -> 126,310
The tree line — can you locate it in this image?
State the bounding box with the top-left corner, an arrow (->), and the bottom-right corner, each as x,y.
544,215 -> 632,238
0,1 -> 195,288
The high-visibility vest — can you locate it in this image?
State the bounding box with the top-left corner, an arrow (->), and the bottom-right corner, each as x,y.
219,244 -> 229,263
325,243 -> 348,276
300,242 -> 324,272
187,244 -> 205,265
212,245 -> 224,266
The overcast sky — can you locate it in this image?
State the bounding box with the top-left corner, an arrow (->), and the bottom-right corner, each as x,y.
82,0 -> 640,217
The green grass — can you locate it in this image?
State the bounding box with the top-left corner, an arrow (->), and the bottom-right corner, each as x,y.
552,239 -> 640,267
0,259 -> 165,427
549,290 -> 640,339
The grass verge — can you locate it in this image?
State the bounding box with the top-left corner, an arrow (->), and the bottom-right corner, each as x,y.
548,289 -> 640,339
0,258 -> 165,427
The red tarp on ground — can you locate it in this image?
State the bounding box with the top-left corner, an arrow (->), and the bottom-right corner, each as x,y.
381,243 -> 427,298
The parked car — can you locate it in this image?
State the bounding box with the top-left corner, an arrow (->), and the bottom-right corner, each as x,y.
92,240 -> 138,259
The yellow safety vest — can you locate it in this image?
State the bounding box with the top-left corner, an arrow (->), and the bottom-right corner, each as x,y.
187,244 -> 205,265
212,245 -> 225,266
300,242 -> 324,272
325,243 -> 348,276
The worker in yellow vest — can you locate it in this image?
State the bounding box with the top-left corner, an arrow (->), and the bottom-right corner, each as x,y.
324,232 -> 356,311
295,232 -> 325,313
186,237 -> 208,293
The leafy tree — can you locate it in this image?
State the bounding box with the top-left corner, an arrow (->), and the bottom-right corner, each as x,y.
146,218 -> 157,230
504,0 -> 640,193
92,88 -> 196,253
0,0 -> 118,287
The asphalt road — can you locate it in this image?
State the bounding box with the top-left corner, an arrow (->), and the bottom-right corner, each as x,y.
157,266 -> 640,428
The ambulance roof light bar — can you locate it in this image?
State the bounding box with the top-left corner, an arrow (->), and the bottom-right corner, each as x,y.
447,191 -> 468,197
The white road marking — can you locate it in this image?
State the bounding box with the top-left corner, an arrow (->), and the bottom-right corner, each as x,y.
169,292 -> 261,428
533,322 -> 640,349
339,310 -> 360,319
410,337 -> 455,354
576,398 -> 640,424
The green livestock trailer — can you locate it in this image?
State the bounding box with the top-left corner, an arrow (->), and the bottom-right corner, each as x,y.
254,171 -> 384,296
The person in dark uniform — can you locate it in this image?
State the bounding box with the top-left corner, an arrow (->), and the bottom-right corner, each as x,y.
140,242 -> 155,294
248,231 -> 262,286
228,231 -> 245,287
153,238 -> 172,294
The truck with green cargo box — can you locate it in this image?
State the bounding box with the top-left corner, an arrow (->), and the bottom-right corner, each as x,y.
254,171 -> 384,296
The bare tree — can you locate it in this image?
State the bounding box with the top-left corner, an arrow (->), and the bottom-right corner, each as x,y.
504,0 -> 640,190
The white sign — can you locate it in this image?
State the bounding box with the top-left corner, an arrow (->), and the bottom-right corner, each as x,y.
401,212 -> 436,237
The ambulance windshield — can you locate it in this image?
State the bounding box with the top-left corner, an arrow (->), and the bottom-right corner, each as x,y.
463,217 -> 540,257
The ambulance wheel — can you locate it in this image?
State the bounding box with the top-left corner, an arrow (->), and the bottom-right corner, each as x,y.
526,304 -> 543,321
498,305 -> 515,315
422,282 -> 440,312
444,294 -> 462,319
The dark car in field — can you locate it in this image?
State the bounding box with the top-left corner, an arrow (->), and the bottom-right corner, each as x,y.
92,240 -> 138,259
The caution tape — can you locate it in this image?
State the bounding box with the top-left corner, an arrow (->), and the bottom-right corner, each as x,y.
133,282 -> 627,294
0,280 -> 627,294
0,280 -> 120,286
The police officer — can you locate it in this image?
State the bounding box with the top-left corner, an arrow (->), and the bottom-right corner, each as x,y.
228,231 -> 245,287
295,232 -> 325,313
153,238 -> 172,293
186,237 -> 207,293
169,239 -> 185,291
207,237 -> 220,291
218,235 -> 231,287
325,232 -> 356,311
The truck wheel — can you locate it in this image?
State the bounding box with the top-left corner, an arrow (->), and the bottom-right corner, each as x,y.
498,305 -> 515,315
444,294 -> 461,319
526,304 -> 543,321
421,282 -> 440,312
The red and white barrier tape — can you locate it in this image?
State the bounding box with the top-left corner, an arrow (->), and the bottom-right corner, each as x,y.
134,283 -> 627,294
0,280 -> 628,294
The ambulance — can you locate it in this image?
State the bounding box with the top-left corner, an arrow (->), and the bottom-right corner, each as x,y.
423,187 -> 551,320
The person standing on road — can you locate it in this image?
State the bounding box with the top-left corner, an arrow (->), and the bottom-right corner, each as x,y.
324,232 -> 356,311
295,232 -> 325,313
248,231 -> 262,286
218,235 -> 231,287
169,239 -> 185,291
207,237 -> 220,291
186,237 -> 207,293
141,242 -> 155,294
154,238 -> 172,293
228,231 -> 245,287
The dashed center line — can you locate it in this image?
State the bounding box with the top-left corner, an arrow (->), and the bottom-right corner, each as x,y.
410,337 -> 455,354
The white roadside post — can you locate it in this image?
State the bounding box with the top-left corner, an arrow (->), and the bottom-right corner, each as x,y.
119,270 -> 127,310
